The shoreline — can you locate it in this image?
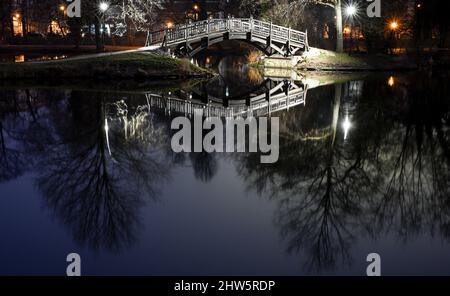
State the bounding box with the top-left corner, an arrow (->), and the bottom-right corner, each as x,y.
0,52 -> 213,80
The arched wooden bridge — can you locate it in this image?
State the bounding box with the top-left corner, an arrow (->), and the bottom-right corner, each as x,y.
147,18 -> 309,57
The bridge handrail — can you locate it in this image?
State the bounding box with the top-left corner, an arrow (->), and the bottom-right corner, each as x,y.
147,18 -> 308,51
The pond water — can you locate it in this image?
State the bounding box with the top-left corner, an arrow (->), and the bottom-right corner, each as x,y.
0,62 -> 449,275
0,53 -> 73,63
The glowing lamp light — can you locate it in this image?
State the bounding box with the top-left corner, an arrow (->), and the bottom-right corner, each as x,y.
60,5 -> 65,12
99,2 -> 109,12
390,21 -> 398,30
166,21 -> 174,29
15,13 -> 21,18
193,4 -> 199,10
346,5 -> 357,17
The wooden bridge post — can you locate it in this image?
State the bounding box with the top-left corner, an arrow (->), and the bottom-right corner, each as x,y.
269,21 -> 273,39
305,29 -> 309,51
268,20 -> 273,55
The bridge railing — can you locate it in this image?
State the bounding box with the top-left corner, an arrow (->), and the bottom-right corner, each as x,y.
147,18 -> 308,51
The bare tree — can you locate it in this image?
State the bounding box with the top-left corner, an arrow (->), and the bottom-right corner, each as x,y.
294,0 -> 344,52
109,0 -> 163,37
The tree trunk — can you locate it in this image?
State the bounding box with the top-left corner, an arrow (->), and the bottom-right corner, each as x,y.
95,20 -> 103,52
6,0 -> 14,38
0,20 -> 4,42
335,0 -> 343,53
21,0 -> 27,36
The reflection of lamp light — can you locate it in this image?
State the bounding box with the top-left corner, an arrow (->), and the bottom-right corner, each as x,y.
388,76 -> 395,87
104,118 -> 113,156
342,115 -> 352,140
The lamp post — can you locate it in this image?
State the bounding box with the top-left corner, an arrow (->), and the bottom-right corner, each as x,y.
389,21 -> 399,54
99,2 -> 109,51
344,5 -> 357,54
193,4 -> 200,21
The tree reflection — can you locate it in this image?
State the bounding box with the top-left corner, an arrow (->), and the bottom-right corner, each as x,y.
0,89 -> 54,182
369,71 -> 450,241
190,151 -> 218,183
36,93 -> 170,252
237,72 -> 450,272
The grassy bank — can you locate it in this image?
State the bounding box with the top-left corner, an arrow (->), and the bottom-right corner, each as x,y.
0,52 -> 212,80
297,48 -> 418,71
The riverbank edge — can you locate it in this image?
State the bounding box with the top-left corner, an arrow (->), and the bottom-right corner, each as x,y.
0,52 -> 213,80
258,48 -> 423,72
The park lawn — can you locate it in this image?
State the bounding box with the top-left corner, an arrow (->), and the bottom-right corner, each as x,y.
0,52 -> 211,80
298,47 -> 418,71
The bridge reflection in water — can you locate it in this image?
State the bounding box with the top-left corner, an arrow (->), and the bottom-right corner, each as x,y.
144,78 -> 308,118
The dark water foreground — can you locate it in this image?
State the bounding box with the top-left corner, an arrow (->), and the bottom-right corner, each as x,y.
0,68 -> 449,276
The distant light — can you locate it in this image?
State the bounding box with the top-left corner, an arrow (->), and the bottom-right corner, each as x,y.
60,5 -> 65,11
99,2 -> 109,12
417,3 -> 421,8
345,5 -> 357,17
388,76 -> 395,87
15,13 -> 20,18
390,21 -> 398,30
166,21 -> 174,28
193,4 -> 199,10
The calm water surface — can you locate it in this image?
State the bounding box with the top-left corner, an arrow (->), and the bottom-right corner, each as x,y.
0,63 -> 449,275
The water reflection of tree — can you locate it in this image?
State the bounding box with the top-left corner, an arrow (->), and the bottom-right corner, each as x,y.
237,74 -> 450,272
190,151 -> 218,183
0,89 -> 56,182
36,93 -> 170,252
369,71 -> 450,241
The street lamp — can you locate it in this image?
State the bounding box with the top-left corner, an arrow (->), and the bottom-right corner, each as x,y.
344,5 -> 358,54
99,2 -> 109,12
166,21 -> 174,29
390,21 -> 398,31
388,21 -> 399,54
345,5 -> 357,17
99,2 -> 110,51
